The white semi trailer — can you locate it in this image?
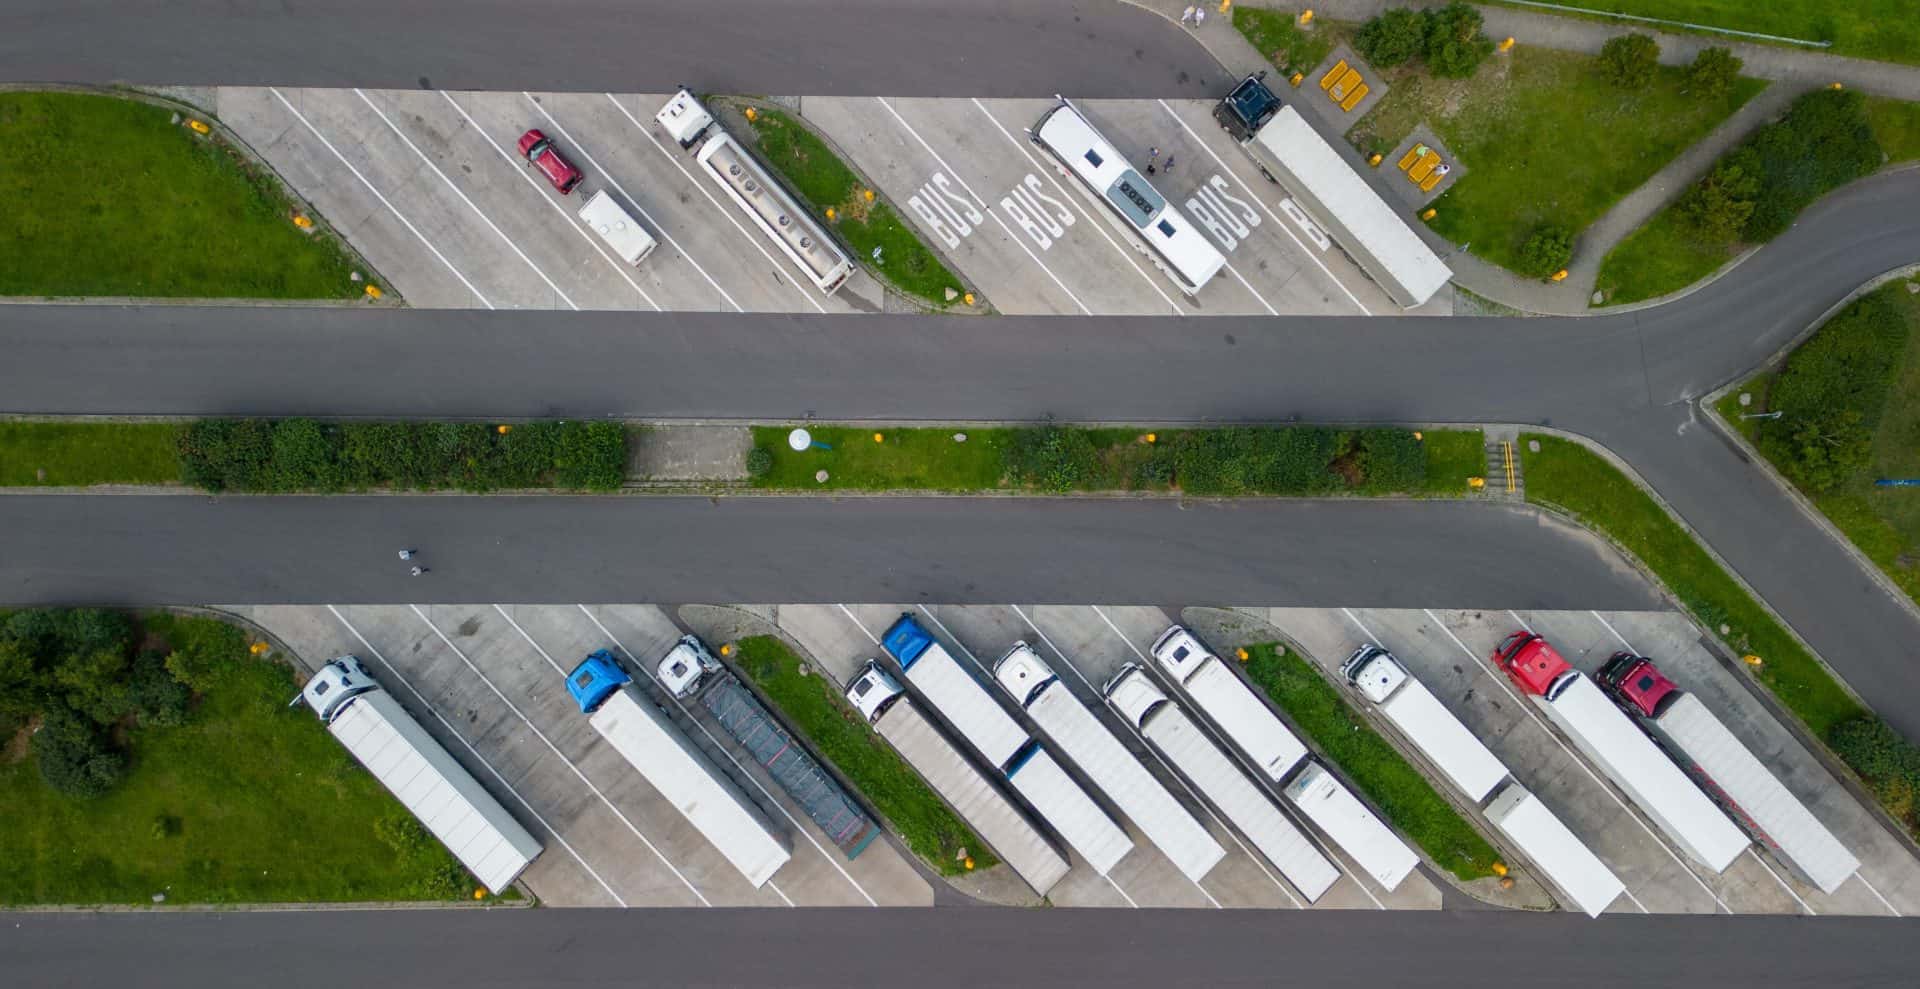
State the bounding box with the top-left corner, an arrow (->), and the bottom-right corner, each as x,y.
1343,646 -> 1507,804
1150,625 -> 1307,784
1485,783 -> 1625,918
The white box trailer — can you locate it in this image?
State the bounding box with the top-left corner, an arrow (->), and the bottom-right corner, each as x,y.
1344,646 -> 1508,804
1283,762 -> 1420,891
1485,783 -> 1624,918
995,644 -> 1222,882
1152,626 -> 1307,782
567,652 -> 791,888
301,657 -> 542,894
1107,666 -> 1339,902
1006,747 -> 1134,875
577,190 -> 657,265
848,663 -> 1070,896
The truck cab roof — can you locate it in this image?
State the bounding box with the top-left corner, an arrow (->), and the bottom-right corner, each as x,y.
1150,625 -> 1215,682
845,661 -> 905,723
993,642 -> 1057,708
1105,665 -> 1169,728
1219,73 -> 1281,136
1494,631 -> 1576,698
881,613 -> 937,669
566,650 -> 631,714
301,656 -> 378,723
656,635 -> 720,699
1595,653 -> 1677,717
1342,645 -> 1407,704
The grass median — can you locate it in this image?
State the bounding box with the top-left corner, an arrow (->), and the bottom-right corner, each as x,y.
731,635 -> 994,875
1242,643 -> 1502,882
1485,1 -> 1920,67
0,421 -> 182,486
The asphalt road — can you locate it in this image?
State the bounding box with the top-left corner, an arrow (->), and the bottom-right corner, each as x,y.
0,0 -> 1230,97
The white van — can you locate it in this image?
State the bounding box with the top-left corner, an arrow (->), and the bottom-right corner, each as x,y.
577,190 -> 657,266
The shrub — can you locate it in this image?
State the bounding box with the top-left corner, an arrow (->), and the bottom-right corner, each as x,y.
1756,289 -> 1910,492
1355,8 -> 1425,68
1134,449 -> 1176,487
127,649 -> 191,728
1004,427 -> 1099,492
745,446 -> 775,478
1598,33 -> 1660,89
51,644 -> 133,725
1173,428 -> 1342,496
1422,2 -> 1494,78
35,706 -> 128,799
1516,225 -> 1574,278
1686,47 -> 1742,97
1829,716 -> 1920,828
270,418 -> 343,491
1775,411 -> 1872,493
1357,430 -> 1427,492
177,418 -> 273,492
1741,89 -> 1881,241
554,421 -> 627,491
162,616 -> 251,693
1677,147 -> 1761,240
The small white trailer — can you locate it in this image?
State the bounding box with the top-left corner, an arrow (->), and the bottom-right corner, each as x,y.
1485,783 -> 1625,918
577,190 -> 657,265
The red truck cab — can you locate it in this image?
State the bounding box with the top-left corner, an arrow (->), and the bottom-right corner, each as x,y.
1492,631 -> 1578,699
517,129 -> 584,194
1595,653 -> 1680,718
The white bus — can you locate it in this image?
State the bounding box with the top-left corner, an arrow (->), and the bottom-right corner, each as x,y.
1031,99 -> 1225,296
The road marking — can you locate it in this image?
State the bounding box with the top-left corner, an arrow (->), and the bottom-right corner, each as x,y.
569,604 -> 880,907
874,97 -> 1093,315
323,606 -> 626,906
267,88 -> 493,308
837,604 -> 880,644
1588,610 -> 1634,651
403,603 -> 712,906
1855,872 -> 1902,916
1747,847 -> 1814,915
522,93 -> 744,312
1154,98 -> 1372,315
603,94 -> 828,315
438,92 -> 663,312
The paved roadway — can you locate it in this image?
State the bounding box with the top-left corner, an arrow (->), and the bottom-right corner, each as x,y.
0,0 -> 1230,98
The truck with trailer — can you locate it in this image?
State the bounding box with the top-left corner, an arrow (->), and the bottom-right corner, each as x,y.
1106,665 -> 1340,902
1282,762 -> 1420,891
880,615 -> 1133,876
1493,632 -> 1748,873
1150,625 -> 1307,784
1485,783 -> 1625,917
566,650 -> 792,888
298,656 -> 542,894
847,662 -> 1071,895
1597,653 -> 1859,894
994,643 -> 1227,884
1343,645 -> 1508,804
655,634 -> 880,860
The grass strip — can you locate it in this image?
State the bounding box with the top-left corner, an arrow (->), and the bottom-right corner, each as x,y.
1483,1 -> 1920,68
731,635 -> 994,875
178,418 -> 627,492
1242,643 -> 1502,881
0,422 -> 183,486
1232,7 -> 1342,75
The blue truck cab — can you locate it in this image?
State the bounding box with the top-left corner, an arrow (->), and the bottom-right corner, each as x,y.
880,613 -> 936,669
566,650 -> 632,715
1215,72 -> 1281,141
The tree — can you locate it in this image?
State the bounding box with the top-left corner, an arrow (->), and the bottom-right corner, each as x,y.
1516,225 -> 1575,278
127,649 -> 191,728
1422,2 -> 1495,78
35,706 -> 128,799
1355,8 -> 1425,68
270,417 -> 344,491
178,418 -> 275,491
744,446 -> 775,478
1598,33 -> 1661,88
1686,47 -> 1742,97
1677,148 -> 1761,240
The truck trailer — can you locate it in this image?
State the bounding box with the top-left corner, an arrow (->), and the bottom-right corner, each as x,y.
994,643 -> 1227,883
567,650 -> 792,888
1494,633 -> 1748,873
1283,762 -> 1420,891
1106,665 -> 1339,902
299,657 -> 542,894
1344,646 -> 1508,804
1598,653 -> 1859,894
847,662 -> 1071,895
881,615 -> 1132,875
1150,625 -> 1307,783
1485,783 -> 1625,917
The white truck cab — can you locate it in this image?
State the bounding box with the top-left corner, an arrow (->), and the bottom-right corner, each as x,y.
1105,664 -> 1170,728
656,634 -> 722,699
300,656 -> 379,722
656,88 -> 716,148
1150,625 -> 1215,681
846,661 -> 907,723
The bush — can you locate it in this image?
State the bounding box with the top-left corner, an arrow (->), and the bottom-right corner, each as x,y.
127,649 -> 191,728
1355,8 -> 1426,68
1422,1 -> 1494,78
1134,449 -> 1176,487
270,418 -> 343,491
1004,427 -> 1099,492
1757,289 -> 1910,491
745,446 -> 775,478
1686,47 -> 1742,98
1516,225 -> 1574,278
162,616 -> 251,693
1741,89 -> 1882,241
553,421 -> 627,491
179,418 -> 628,492
1598,33 -> 1660,88
1173,428 -> 1342,496
1677,147 -> 1761,240
35,706 -> 128,799
1357,430 -> 1427,492
177,418 -> 273,492
1829,716 -> 1920,828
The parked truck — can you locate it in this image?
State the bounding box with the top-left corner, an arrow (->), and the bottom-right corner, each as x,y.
1150,625 -> 1307,783
566,650 -> 792,888
1343,645 -> 1508,804
1283,762 -> 1420,891
298,656 -> 542,894
655,634 -> 880,860
881,614 -> 1133,876
994,643 -> 1227,884
1106,665 -> 1340,902
847,662 -> 1071,895
1597,653 -> 1859,894
1485,782 -> 1625,918
1494,632 -> 1748,873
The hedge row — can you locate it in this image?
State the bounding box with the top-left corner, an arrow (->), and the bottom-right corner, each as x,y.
1756,288 -> 1912,493
1003,426 -> 1428,496
177,418 -> 626,492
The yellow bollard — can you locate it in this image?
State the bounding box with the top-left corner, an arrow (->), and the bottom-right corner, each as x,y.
1289,72 -> 1304,87
1499,37 -> 1515,53
292,214 -> 313,230
1550,269 -> 1569,282
1420,208 -> 1437,221
744,106 -> 757,121
863,189 -> 875,202
1219,0 -> 1232,13
1742,654 -> 1764,667
1236,648 -> 1250,662
186,119 -> 210,134
1830,82 -> 1844,90
1144,432 -> 1157,444
1491,861 -> 1508,877
963,292 -> 975,305
1413,431 -> 1423,441
873,432 -> 885,443
1300,10 -> 1313,26
963,857 -> 975,870
720,643 -> 734,657
497,424 -> 511,434
1367,152 -> 1383,167
825,206 -> 836,221
1468,477 -> 1486,489
364,284 -> 382,300
473,888 -> 486,901
249,641 -> 270,655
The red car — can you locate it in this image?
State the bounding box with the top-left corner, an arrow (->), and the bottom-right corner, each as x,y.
517,129 -> 583,194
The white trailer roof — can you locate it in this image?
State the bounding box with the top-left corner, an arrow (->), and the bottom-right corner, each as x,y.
330,691 -> 541,893
900,643 -> 1031,770
1008,749 -> 1133,875
1538,677 -> 1748,873
1486,784 -> 1623,918
577,190 -> 656,265
1654,694 -> 1859,894
1378,677 -> 1508,804
1182,660 -> 1308,783
1283,762 -> 1419,891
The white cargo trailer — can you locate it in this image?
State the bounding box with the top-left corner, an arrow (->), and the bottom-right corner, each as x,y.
567,652 -> 791,888
577,189 -> 657,265
301,657 -> 542,894
1485,783 -> 1624,918
848,662 -> 1070,896
995,644 -> 1224,883
1344,646 -> 1508,804
1107,666 -> 1339,902
1151,625 -> 1307,783
1283,762 -> 1420,891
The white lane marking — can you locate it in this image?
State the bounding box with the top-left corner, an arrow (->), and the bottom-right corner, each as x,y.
874,97 -> 1093,315
1855,872 -> 1902,917
438,92 -> 662,312
1103,872 -> 1141,908
604,94 -> 828,315
268,88 -> 493,308
522,93 -> 744,312
838,604 -> 881,644
968,98 -> 1179,314
1588,610 -> 1635,651
1155,98 -> 1371,315
569,604 -> 879,907
404,604 -> 711,906
1008,605 -> 1226,910
353,88 -> 580,310
324,606 -> 625,906
1220,260 -> 1279,316
1432,609 -> 1730,914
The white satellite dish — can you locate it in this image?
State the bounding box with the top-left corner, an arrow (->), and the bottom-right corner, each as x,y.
788,427 -> 812,451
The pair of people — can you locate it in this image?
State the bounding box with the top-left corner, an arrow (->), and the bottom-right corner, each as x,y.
398,548 -> 427,576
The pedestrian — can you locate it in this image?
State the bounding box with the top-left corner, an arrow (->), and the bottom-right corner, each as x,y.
1162,154 -> 1175,174
410,565 -> 428,577
1180,6 -> 1195,27
397,548 -> 416,560
1193,7 -> 1205,28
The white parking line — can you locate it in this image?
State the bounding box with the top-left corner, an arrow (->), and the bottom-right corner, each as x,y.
521,93 -> 745,312
353,89 -> 580,310
268,88 -> 493,308
1154,99 -> 1371,315
1855,872 -> 1902,916
403,603 -> 713,906
438,92 -> 663,312
323,605 -> 626,906
603,94 -> 829,315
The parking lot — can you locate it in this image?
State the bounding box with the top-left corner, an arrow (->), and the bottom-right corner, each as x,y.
214,88 -> 1426,316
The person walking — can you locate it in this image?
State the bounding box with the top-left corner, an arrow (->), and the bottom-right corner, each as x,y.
410,565 -> 428,577
1193,7 -> 1205,28
1162,154 -> 1176,174
398,548 -> 416,560
1180,6 -> 1195,27
1146,145 -> 1159,175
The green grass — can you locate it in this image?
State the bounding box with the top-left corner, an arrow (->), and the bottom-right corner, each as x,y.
0,422 -> 182,486
1485,1 -> 1920,67
1419,429 -> 1489,493
0,92 -> 363,299
0,614 -> 479,904
1519,434 -> 1866,737
1866,97 -> 1920,165
1232,6 -> 1344,75
741,108 -> 966,307
1347,48 -> 1763,277
1241,643 -> 1501,881
730,636 -> 994,875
